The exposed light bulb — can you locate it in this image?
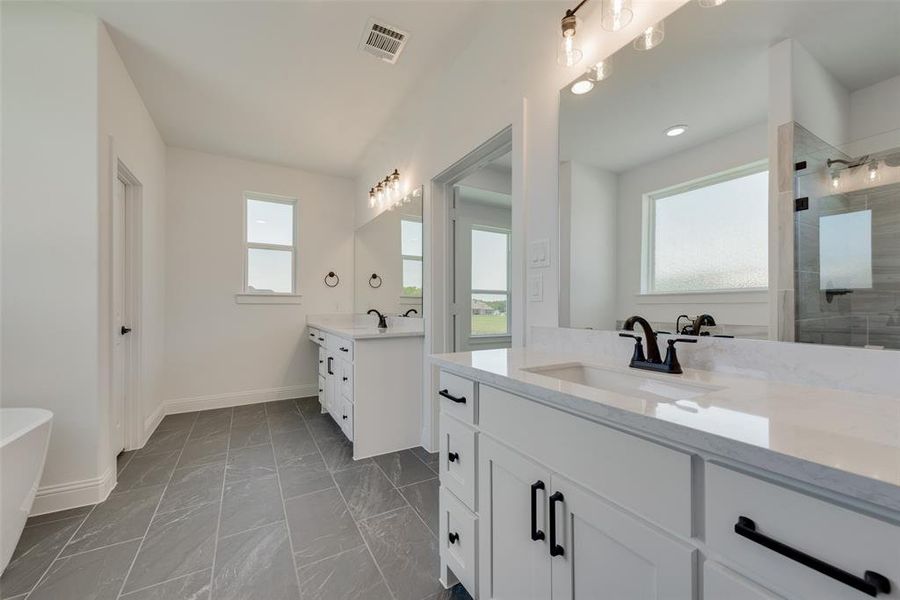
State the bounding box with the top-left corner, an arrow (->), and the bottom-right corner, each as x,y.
557,31 -> 583,67
368,188 -> 376,208
634,20 -> 665,51
831,171 -> 841,189
867,161 -> 880,182
601,0 -> 633,32
571,79 -> 594,95
589,58 -> 613,82
698,0 -> 727,6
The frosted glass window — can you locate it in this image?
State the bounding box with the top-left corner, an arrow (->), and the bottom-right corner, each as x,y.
650,169 -> 768,293
401,219 -> 422,256
819,210 -> 872,290
471,229 -> 509,291
247,198 -> 293,246
247,248 -> 293,293
244,194 -> 297,294
401,219 -> 423,297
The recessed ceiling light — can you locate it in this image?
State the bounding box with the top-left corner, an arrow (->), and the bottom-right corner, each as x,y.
665,125 -> 688,137
571,79 -> 594,95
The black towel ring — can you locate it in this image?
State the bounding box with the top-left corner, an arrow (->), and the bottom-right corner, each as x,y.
324,271 -> 340,288
369,273 -> 383,289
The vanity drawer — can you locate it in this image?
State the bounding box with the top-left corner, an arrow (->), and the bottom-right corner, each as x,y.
704,561 -> 784,600
335,339 -> 354,362
440,414 -> 477,511
479,384 -> 692,537
339,359 -> 353,400
317,347 -> 327,376
439,371 -> 476,425
307,327 -> 320,344
705,464 -> 900,600
441,485 -> 477,596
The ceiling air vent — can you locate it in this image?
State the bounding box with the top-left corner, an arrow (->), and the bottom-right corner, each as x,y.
359,19 -> 409,64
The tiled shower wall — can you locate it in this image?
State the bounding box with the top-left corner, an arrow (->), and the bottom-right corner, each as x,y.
794,125 -> 900,349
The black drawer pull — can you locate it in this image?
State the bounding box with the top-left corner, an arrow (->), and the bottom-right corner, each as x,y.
340,347 -> 349,352
448,451 -> 459,463
549,491 -> 564,557
327,357 -> 333,375
318,337 -> 324,342
438,389 -> 466,404
342,377 -> 348,382
342,415 -> 347,420
734,516 -> 890,597
448,532 -> 459,544
531,480 -> 545,542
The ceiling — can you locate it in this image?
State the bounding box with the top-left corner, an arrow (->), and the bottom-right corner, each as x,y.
559,0 -> 900,173
86,1 -> 486,177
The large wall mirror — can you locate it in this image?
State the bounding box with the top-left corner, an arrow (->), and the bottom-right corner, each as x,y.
559,0 -> 900,349
355,186 -> 424,317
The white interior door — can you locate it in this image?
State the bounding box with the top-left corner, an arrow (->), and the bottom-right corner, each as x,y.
111,177 -> 129,456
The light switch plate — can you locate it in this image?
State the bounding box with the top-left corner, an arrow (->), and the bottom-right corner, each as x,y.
529,239 -> 551,268
528,273 -> 543,302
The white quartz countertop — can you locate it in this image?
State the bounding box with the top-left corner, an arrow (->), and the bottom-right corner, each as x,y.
431,348 -> 900,513
307,315 -> 424,340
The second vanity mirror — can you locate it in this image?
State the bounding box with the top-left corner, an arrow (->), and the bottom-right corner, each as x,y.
354,185 -> 424,317
559,0 -> 900,348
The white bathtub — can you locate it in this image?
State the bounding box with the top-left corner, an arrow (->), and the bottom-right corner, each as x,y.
0,408 -> 53,574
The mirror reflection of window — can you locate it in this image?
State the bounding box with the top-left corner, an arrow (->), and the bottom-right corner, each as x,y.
647,167 -> 769,294
819,210 -> 872,291
401,218 -> 423,298
470,228 -> 510,336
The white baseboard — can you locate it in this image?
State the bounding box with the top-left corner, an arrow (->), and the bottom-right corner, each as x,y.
164,384 -> 318,415
141,403 -> 165,447
31,466 -> 116,516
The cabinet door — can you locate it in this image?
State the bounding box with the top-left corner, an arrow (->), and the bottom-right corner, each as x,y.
704,561 -> 784,600
550,475 -> 695,600
478,436 -> 552,600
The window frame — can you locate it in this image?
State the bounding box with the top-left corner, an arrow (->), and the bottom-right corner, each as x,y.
641,160 -> 769,296
469,225 -> 512,338
400,215 -> 423,299
242,191 -> 299,297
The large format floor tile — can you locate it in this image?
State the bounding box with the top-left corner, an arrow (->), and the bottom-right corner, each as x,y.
296,545 -> 392,600
213,522 -> 299,600
28,539 -> 140,600
5,400 -> 465,600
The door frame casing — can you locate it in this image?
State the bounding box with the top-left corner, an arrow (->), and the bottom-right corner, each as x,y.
108,139 -> 144,460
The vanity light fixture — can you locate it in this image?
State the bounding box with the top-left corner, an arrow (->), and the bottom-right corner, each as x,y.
557,1 -> 587,67
665,124 -> 688,137
389,168 -> 401,192
601,0 -> 633,32
368,188 -> 377,208
633,20 -> 664,51
589,58 -> 613,81
698,0 -> 727,6
571,78 -> 595,94
369,169 -> 403,209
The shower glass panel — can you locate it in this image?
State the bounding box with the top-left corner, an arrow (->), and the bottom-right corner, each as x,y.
793,125 -> 900,349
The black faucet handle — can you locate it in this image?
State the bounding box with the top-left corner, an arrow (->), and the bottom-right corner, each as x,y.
670,338 -> 698,345
619,333 -> 646,364
662,338 -> 696,374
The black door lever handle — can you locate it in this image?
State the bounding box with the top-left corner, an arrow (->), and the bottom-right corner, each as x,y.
121,326 -> 132,335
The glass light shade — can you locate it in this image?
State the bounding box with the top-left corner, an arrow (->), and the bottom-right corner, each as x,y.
557,34 -> 583,67
601,0 -> 633,32
634,20 -> 665,51
698,0 -> 727,6
867,161 -> 880,183
589,58 -> 613,82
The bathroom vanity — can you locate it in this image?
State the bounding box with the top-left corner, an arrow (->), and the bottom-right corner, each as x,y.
432,344 -> 900,600
307,314 -> 423,459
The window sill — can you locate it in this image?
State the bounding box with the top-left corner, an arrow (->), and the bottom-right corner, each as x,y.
635,289 -> 768,305
235,293 -> 302,305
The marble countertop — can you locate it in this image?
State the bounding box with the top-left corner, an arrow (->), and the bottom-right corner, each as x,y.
307,315 -> 424,340
431,348 -> 900,513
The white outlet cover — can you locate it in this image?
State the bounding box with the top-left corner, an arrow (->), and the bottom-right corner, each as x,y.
529,239 -> 551,268
528,273 -> 543,302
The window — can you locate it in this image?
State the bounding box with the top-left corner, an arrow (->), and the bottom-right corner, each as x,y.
644,164 -> 768,294
401,217 -> 423,297
471,227 -> 510,336
243,193 -> 297,294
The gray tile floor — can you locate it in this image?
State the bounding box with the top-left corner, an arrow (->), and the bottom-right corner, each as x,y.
0,398 -> 471,600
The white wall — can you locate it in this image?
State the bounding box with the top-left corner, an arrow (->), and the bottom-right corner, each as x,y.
98,24 -> 168,454
616,122 -> 769,327
790,41 -> 850,150
457,164 -> 512,195
560,161 -> 617,330
164,148 -> 355,410
1,3 -> 105,503
846,73 -> 900,156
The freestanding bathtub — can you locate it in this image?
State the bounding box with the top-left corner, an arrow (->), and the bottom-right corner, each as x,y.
0,408 -> 53,574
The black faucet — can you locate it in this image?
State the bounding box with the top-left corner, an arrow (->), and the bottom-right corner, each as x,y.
367,309 -> 388,329
677,313 -> 717,336
620,315 -> 696,374
401,308 -> 418,317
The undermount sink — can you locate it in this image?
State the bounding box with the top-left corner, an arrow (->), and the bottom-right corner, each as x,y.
523,363 -> 718,402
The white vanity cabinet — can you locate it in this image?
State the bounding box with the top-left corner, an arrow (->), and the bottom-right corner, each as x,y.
307,322 -> 423,459
436,367 -> 900,600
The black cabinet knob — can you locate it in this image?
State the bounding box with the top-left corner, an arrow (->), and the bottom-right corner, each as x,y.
448,532 -> 459,544
448,451 -> 459,463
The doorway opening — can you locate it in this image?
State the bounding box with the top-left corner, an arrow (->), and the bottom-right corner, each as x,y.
111,160 -> 142,459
